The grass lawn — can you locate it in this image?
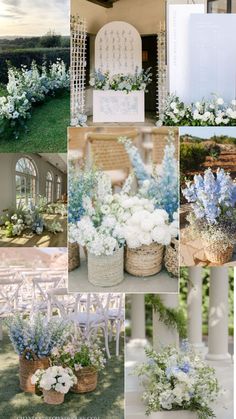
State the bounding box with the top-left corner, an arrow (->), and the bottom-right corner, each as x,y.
0,91 -> 69,153
0,330 -> 124,419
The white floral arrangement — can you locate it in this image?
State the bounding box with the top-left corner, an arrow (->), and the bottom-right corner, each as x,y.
45,220 -> 64,234
31,366 -> 77,394
135,342 -> 219,418
157,93 -> 236,127
0,59 -> 70,137
90,67 -> 152,93
74,171 -> 178,254
118,195 -> 178,248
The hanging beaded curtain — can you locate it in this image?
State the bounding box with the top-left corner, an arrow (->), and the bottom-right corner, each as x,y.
156,23 -> 167,118
70,15 -> 87,126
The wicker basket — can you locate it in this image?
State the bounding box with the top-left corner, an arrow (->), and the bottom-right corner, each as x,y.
68,242 -> 80,272
164,238 -> 179,278
71,367 -> 98,393
43,389 -> 64,405
19,349 -> 50,393
203,240 -> 233,265
125,243 -> 164,277
88,246 -> 124,287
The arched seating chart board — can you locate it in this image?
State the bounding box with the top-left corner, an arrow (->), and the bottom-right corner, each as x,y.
95,21 -> 142,76
93,21 -> 144,123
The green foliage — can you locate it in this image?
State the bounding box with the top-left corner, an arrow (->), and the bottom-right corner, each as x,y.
0,48 -> 69,83
40,31 -> 62,48
180,143 -> 208,173
146,295 -> 187,339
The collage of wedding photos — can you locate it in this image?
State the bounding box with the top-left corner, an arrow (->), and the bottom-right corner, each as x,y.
0,0 -> 235,418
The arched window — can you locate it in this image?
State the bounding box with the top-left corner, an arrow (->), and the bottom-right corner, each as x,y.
56,176 -> 62,200
46,171 -> 53,203
15,157 -> 37,207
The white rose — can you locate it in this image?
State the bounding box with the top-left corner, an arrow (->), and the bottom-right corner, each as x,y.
216,98 -> 224,105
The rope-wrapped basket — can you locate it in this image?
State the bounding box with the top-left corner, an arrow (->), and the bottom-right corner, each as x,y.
68,242 -> 80,271
19,349 -> 50,393
125,243 -> 164,277
43,389 -> 65,405
203,240 -> 233,265
164,238 -> 179,278
88,246 -> 124,287
71,367 -> 98,393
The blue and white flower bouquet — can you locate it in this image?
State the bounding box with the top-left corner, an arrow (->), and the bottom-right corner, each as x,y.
90,67 -> 152,93
5,313 -> 72,360
182,168 -> 236,262
135,342 -> 219,418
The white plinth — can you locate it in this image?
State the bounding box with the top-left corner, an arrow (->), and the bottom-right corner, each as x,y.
93,90 -> 145,123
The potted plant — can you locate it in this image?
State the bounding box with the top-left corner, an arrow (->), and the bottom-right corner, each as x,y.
118,133 -> 179,277
51,337 -> 106,393
119,195 -> 178,277
6,313 -> 72,393
182,168 -> 236,264
31,366 -> 77,405
135,342 -> 219,419
75,173 -> 126,286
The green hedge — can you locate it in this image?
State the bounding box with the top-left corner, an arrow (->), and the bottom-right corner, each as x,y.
0,48 -> 70,84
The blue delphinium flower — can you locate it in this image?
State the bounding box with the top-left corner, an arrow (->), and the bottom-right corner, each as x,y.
182,167 -> 236,224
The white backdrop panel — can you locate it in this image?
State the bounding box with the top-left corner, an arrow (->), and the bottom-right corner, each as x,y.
95,21 -> 142,76
168,4 -> 204,101
188,14 -> 236,102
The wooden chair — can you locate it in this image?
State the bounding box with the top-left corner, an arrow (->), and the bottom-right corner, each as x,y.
86,130 -> 139,187
151,127 -> 179,165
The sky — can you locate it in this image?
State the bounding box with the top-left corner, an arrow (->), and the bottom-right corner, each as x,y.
179,127 -> 236,139
0,0 -> 70,37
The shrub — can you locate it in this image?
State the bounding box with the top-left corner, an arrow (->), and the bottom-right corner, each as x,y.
0,48 -> 70,84
180,142 -> 208,173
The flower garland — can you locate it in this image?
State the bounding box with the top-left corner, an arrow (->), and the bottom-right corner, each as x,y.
157,93 -> 236,126
90,67 -> 152,93
146,295 -> 187,338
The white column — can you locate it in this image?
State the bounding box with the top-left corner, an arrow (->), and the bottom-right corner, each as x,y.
206,267 -> 231,361
130,294 -> 147,346
153,294 -> 179,352
187,267 -> 205,349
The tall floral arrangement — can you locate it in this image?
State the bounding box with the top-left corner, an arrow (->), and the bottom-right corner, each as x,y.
118,132 -> 179,219
135,342 -> 219,418
182,168 -> 236,247
74,173 -> 127,256
5,313 -> 72,360
68,163 -> 98,243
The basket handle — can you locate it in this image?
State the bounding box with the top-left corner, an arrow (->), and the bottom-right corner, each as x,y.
21,348 -> 38,361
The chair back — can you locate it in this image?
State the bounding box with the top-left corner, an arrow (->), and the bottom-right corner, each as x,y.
151,127 -> 179,165
87,130 -> 138,172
